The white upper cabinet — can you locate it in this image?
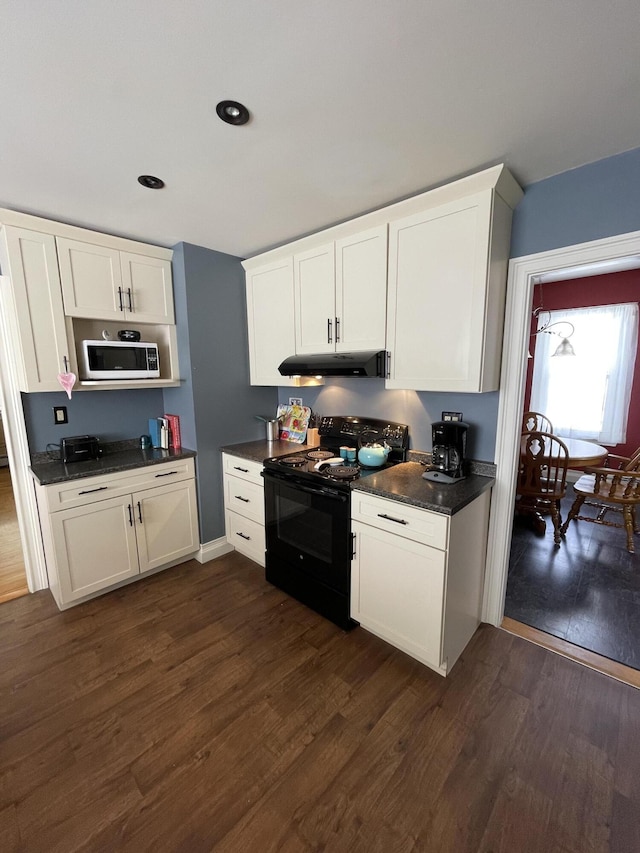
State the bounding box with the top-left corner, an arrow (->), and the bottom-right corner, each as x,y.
386,169 -> 521,392
58,238 -> 174,324
242,164 -> 521,390
0,226 -> 73,392
294,243 -> 336,354
335,225 -> 388,353
120,251 -> 175,324
245,256 -> 297,386
0,208 -> 180,391
294,226 -> 387,355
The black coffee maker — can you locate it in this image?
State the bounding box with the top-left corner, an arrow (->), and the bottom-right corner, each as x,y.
423,412 -> 469,484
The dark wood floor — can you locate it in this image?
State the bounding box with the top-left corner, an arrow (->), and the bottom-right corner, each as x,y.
506,495 -> 640,669
1,552 -> 639,852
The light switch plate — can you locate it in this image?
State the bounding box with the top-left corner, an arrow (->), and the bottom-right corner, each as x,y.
53,406 -> 68,424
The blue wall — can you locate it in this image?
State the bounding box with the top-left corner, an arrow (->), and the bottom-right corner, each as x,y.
278,382 -> 499,462
163,243 -> 276,543
23,387 -> 165,452
511,147 -> 640,257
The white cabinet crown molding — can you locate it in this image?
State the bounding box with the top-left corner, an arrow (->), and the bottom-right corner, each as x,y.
0,206 -> 173,260
241,164 -> 523,270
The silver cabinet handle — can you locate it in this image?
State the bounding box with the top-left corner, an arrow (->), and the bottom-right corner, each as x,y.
327,318 -> 333,344
236,532 -> 251,541
235,495 -> 250,502
335,316 -> 340,343
78,486 -> 108,495
378,512 -> 408,525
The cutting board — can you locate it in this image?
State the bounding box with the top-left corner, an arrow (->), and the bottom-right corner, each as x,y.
277,404 -> 311,443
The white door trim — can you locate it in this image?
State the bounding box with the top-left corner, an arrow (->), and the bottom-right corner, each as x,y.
0,275 -> 48,591
483,228 -> 640,625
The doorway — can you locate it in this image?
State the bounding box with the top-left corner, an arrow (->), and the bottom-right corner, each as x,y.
0,274 -> 48,597
0,452 -> 29,603
483,228 -> 640,641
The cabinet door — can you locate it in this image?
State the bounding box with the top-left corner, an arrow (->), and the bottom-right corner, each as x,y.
120,252 -> 174,324
386,190 -> 492,392
50,495 -> 139,603
134,479 -> 199,573
0,226 -> 72,391
245,257 -> 296,385
335,225 -> 387,352
57,237 -> 124,320
351,520 -> 446,671
294,243 -> 336,354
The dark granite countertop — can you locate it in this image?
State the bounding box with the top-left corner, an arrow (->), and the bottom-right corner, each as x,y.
220,439 -> 316,463
219,439 -> 495,516
352,461 -> 494,515
30,444 -> 197,486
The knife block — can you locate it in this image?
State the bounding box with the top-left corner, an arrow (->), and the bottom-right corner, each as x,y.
306,427 -> 320,447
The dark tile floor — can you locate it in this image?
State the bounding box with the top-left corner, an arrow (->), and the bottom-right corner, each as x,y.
505,495 -> 640,670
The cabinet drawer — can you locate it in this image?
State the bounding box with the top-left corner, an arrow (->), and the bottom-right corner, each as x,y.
223,475 -> 264,524
39,458 -> 196,513
225,510 -> 265,565
351,490 -> 448,550
222,453 -> 263,486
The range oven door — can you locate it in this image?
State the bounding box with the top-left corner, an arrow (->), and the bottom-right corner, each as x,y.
262,469 -> 356,629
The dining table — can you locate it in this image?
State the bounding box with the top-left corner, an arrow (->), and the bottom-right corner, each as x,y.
552,436 -> 608,469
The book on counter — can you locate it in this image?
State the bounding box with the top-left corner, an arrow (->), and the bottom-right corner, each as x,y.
148,417 -> 171,449
164,413 -> 182,448
148,418 -> 162,449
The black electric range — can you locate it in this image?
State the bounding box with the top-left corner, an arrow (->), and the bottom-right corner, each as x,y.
262,416 -> 409,629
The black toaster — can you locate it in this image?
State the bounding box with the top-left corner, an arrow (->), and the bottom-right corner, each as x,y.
60,435 -> 102,464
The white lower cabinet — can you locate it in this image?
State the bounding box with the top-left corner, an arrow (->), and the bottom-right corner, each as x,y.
222,453 -> 265,566
351,489 -> 491,676
36,459 -> 199,609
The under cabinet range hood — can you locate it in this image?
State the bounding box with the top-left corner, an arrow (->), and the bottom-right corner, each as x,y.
278,350 -> 387,378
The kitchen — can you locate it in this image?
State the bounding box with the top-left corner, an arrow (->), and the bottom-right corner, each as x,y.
2,2 -> 640,849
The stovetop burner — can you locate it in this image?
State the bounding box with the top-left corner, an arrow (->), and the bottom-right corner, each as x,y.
280,456 -> 307,467
325,465 -> 360,481
306,450 -> 333,460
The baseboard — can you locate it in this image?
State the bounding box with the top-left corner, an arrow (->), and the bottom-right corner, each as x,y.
196,537 -> 234,564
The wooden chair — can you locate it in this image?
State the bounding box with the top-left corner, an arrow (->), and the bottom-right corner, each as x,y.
516,431 -> 569,545
522,411 -> 553,434
560,447 -> 640,553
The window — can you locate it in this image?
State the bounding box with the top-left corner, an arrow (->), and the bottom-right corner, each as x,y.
530,303 -> 638,445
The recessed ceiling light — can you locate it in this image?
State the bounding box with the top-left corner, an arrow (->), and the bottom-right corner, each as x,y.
216,100 -> 250,126
137,175 -> 165,189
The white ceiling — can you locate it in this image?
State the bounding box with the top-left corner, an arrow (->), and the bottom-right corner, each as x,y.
2,1 -> 640,259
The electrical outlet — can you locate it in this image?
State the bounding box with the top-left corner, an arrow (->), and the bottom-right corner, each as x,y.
289,397 -> 303,406
53,406 -> 68,425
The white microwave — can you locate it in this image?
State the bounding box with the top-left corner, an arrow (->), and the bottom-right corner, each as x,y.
81,340 -> 160,380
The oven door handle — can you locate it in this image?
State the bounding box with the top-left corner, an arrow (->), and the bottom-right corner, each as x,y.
262,470 -> 348,502
295,483 -> 348,502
